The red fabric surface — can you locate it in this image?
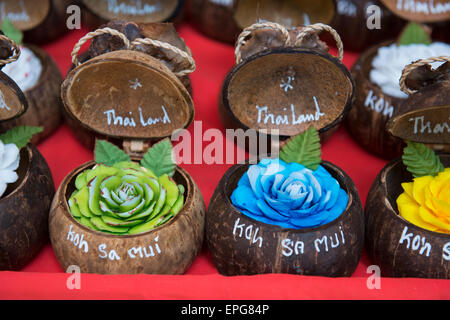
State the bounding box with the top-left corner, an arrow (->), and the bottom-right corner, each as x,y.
0,22 -> 449,300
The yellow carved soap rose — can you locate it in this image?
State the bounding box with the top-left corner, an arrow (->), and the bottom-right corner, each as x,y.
397,168 -> 450,234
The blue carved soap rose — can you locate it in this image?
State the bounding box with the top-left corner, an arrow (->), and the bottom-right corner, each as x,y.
231,158 -> 349,229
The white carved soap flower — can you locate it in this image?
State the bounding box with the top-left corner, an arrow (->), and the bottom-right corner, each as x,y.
0,140 -> 20,198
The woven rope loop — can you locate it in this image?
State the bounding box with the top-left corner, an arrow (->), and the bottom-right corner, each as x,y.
0,35 -> 21,66
294,23 -> 344,61
400,56 -> 450,95
235,22 -> 291,64
71,28 -> 196,76
235,22 -> 344,64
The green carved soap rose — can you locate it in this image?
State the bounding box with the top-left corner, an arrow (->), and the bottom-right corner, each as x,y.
69,161 -> 185,235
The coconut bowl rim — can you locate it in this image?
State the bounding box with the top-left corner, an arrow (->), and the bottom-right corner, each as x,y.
60,50 -> 195,142
214,158 -> 361,234
0,144 -> 32,202
56,159 -> 197,239
221,47 -> 355,140
370,153 -> 450,240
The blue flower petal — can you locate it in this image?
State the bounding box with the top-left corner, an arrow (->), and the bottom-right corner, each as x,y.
237,172 -> 251,188
247,165 -> 264,198
322,189 -> 349,224
260,174 -> 274,194
256,199 -> 289,222
289,213 -> 326,228
231,185 -> 262,216
231,160 -> 349,231
263,194 -> 291,216
271,174 -> 286,195
324,178 -> 341,210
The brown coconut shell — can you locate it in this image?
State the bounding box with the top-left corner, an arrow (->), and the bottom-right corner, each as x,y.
49,161 -> 205,275
0,144 -> 55,271
0,0 -> 73,44
188,0 -> 336,44
331,0 -> 406,52
0,44 -> 63,144
206,160 -> 364,277
365,154 -> 450,279
81,0 -> 185,30
62,49 -> 194,150
220,47 -> 354,152
346,41 -> 406,160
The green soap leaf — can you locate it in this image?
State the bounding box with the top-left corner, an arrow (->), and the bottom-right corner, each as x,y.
95,140 -> 131,166
141,139 -> 176,177
398,22 -> 431,46
279,126 -> 322,171
402,141 -> 444,178
0,126 -> 43,149
1,18 -> 23,45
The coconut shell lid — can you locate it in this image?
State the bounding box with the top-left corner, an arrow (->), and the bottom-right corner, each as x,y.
387,57 -> 450,147
380,0 -> 450,23
233,0 -> 336,29
0,0 -> 50,31
82,0 -> 180,23
225,22 -> 353,137
0,35 -> 27,122
62,25 -> 195,143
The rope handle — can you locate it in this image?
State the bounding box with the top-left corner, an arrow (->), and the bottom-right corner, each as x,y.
235,22 -> 344,64
71,27 -> 196,77
235,22 -> 291,64
400,56 -> 450,95
295,23 -> 343,62
0,35 -> 20,66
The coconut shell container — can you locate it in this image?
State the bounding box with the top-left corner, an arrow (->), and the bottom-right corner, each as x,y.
188,0 -> 336,44
188,0 -> 408,51
0,0 -> 73,44
219,22 -> 354,153
346,22 -> 450,160
207,127 -> 365,277
0,38 -> 55,271
81,0 -> 185,30
365,57 -> 450,279
49,25 -> 205,275
0,25 -> 63,144
64,21 -> 195,150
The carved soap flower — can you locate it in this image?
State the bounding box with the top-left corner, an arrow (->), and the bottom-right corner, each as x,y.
0,126 -> 42,198
397,142 -> 449,234
231,127 -> 349,229
69,140 -> 185,235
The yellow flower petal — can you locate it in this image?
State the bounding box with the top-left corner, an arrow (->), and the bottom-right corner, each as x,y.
437,180 -> 450,201
419,206 -> 450,232
424,186 -> 437,213
397,194 -> 437,231
401,182 -> 414,199
396,169 -> 450,234
413,176 -> 433,206
429,176 -> 445,197
397,191 -> 414,205
431,195 -> 450,218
